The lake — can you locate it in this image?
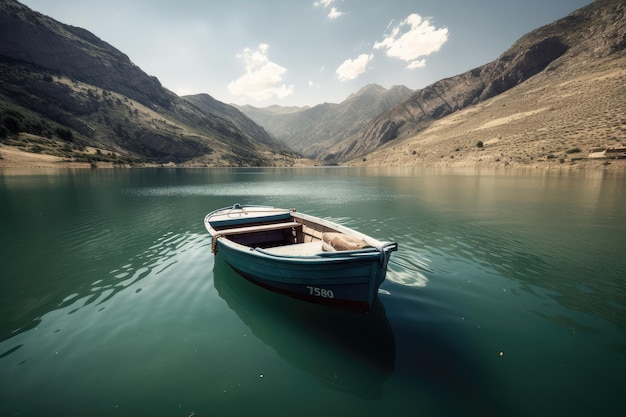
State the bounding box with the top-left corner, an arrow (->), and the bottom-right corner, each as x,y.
1,167 -> 625,417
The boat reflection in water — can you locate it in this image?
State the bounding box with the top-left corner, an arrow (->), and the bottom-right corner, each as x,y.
213,258 -> 396,399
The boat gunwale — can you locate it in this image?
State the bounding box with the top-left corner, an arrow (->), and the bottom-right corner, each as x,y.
204,204 -> 291,228
205,205 -> 397,261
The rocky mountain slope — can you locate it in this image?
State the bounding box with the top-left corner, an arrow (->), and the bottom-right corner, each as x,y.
237,84 -> 412,159
326,0 -> 626,167
183,93 -> 287,151
0,0 -> 298,166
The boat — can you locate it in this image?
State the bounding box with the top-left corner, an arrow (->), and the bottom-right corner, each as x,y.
205,203 -> 398,312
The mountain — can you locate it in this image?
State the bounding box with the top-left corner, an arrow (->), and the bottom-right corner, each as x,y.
325,0 -> 626,166
183,93 -> 289,151
2,0 -> 624,169
236,84 -> 412,159
0,0 -> 299,166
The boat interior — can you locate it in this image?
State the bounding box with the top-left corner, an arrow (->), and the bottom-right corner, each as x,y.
210,210 -> 372,256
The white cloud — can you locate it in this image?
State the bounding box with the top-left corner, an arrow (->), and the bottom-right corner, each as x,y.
406,59 -> 426,69
228,43 -> 294,101
328,7 -> 344,19
336,53 -> 373,81
314,0 -> 335,8
374,14 -> 448,69
175,87 -> 191,96
314,0 -> 344,19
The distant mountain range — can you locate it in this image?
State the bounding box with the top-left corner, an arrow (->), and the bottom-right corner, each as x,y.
233,84 -> 413,160
1,0 -> 624,168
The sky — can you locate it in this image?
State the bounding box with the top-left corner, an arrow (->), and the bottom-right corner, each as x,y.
20,0 -> 593,108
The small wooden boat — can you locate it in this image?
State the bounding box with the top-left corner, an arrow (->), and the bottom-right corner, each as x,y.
205,204 -> 398,312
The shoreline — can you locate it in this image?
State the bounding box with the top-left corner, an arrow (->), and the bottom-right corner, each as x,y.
1,144 -> 624,173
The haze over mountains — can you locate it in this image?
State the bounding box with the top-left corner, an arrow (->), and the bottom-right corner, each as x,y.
1,0 -> 624,168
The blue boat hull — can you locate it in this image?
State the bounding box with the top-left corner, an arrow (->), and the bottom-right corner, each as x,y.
216,239 -> 393,311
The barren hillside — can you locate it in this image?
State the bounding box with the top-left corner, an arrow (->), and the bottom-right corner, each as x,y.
348,52 -> 625,169
341,0 -> 626,169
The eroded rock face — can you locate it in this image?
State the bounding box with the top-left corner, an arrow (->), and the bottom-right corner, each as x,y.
480,37 -> 569,100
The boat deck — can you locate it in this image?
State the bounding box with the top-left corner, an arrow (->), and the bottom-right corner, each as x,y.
260,241 -> 328,256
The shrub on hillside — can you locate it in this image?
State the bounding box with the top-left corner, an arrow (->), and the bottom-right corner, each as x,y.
55,127 -> 73,142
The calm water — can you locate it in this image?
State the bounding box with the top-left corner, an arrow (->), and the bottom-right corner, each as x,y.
1,167 -> 625,417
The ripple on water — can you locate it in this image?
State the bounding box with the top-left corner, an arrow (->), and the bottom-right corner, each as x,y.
0,231 -> 213,365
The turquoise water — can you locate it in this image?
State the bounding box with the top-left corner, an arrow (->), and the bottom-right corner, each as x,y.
1,167 -> 625,416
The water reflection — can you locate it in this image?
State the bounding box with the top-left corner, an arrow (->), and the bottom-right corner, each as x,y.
213,257 -> 396,399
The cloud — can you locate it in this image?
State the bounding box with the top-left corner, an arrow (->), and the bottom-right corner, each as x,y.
175,87 -> 191,96
314,0 -> 334,8
336,53 -> 374,81
228,43 -> 294,101
406,59 -> 426,69
374,14 -> 448,69
328,7 -> 344,19
314,0 -> 344,20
